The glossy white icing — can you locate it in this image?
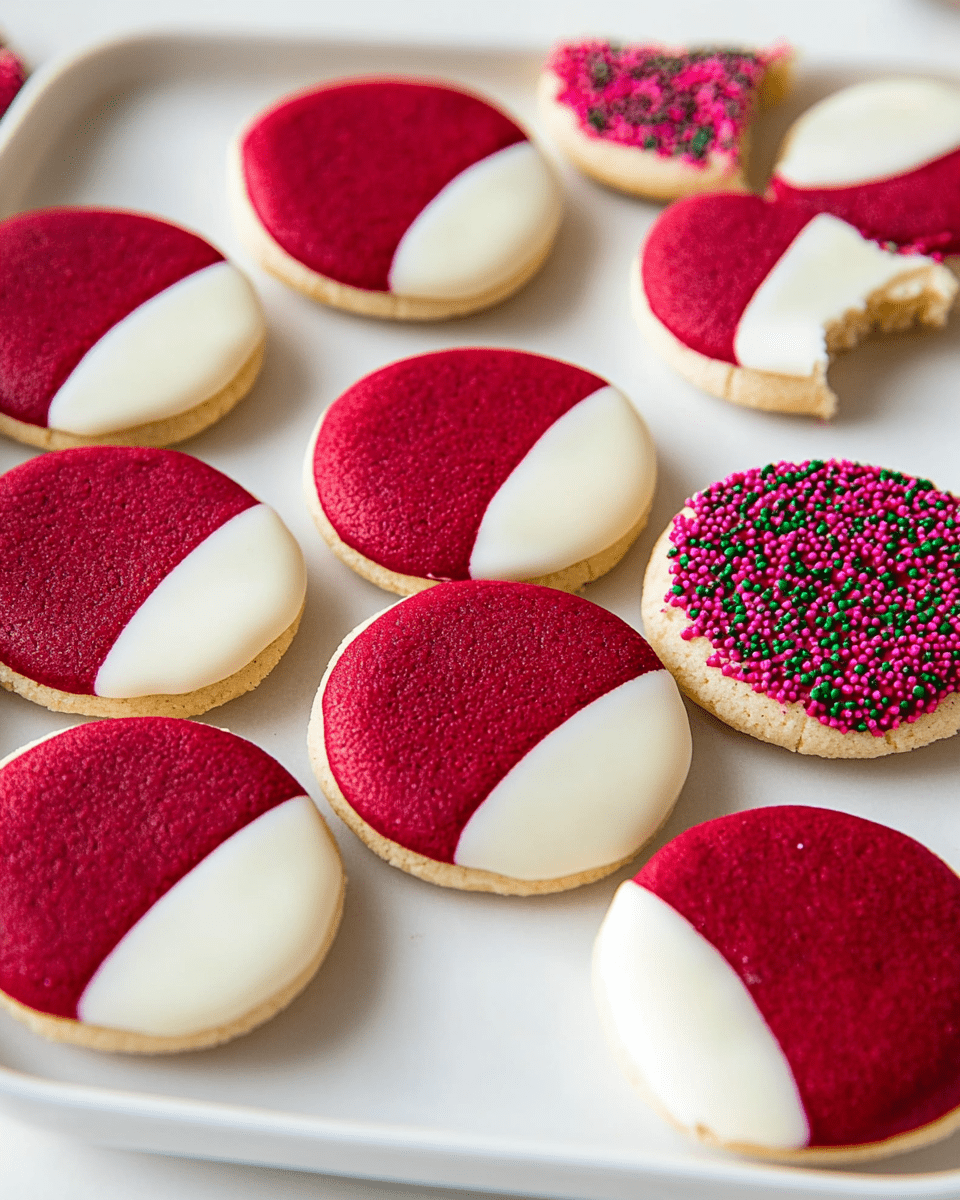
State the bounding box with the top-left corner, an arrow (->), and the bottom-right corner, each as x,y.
468,386 -> 656,580
734,213 -> 936,376
78,796 -> 342,1037
594,881 -> 809,1150
94,504 -> 306,698
46,262 -> 265,436
454,670 -> 690,879
776,78 -> 960,188
387,141 -> 561,299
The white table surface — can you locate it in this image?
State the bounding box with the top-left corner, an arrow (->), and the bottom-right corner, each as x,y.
4,1 -> 960,1197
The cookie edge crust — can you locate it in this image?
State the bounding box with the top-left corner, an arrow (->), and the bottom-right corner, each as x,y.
301,406 -> 655,597
641,517 -> 960,757
226,88 -> 563,322
0,331 -> 266,451
0,840 -> 345,1055
307,606 -> 655,894
0,603 -> 304,719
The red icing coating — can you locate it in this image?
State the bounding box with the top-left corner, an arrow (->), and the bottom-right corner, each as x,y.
771,146 -> 960,258
313,349 -> 608,580
322,581 -> 661,862
636,806 -> 960,1147
640,194 -> 812,363
0,447 -> 256,695
0,209 -> 224,428
0,48 -> 25,118
0,719 -> 304,1019
240,80 -> 526,291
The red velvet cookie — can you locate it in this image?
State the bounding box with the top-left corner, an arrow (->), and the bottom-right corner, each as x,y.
0,209 -> 265,450
539,41 -> 792,199
0,44 -> 25,119
305,348 -> 657,594
230,78 -> 563,320
641,458 -> 960,757
633,192 -> 957,417
594,806 -> 960,1161
0,719 -> 344,1052
309,580 -> 691,894
0,446 -> 306,717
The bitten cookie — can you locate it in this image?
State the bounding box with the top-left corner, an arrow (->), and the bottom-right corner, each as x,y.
305,348 -> 657,595
0,446 -> 306,717
539,41 -> 792,199
770,78 -> 960,258
230,78 -> 563,320
641,458 -> 960,757
633,194 -> 957,418
0,719 -> 344,1053
0,209 -> 266,450
594,806 -> 960,1162
308,581 -> 691,894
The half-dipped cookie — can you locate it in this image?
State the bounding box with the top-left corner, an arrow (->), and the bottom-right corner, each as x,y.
309,581 -> 691,894
0,719 -> 344,1052
305,348 -> 656,594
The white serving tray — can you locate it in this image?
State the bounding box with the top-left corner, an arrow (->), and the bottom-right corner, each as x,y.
1,30 -> 960,1200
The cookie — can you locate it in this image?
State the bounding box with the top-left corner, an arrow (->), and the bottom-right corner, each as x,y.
770,78 -> 960,258
0,209 -> 266,450
230,78 -> 563,320
0,719 -> 344,1053
633,194 -> 957,417
305,348 -> 657,595
538,41 -> 792,200
0,43 -> 25,119
594,806 -> 960,1161
641,458 -> 960,757
308,581 -> 691,894
0,446 -> 306,717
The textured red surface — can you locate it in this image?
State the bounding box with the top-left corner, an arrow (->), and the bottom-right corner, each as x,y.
771,146 -> 960,257
0,447 -> 256,694
312,349 -> 608,579
0,49 -> 25,119
322,581 -> 662,862
240,79 -> 526,291
640,193 -> 813,364
0,209 -> 223,427
636,806 -> 960,1147
0,719 -> 305,1019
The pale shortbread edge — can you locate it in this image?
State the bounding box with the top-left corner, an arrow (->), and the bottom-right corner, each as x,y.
630,252 -> 958,419
0,839 -> 345,1055
0,604 -> 304,719
307,606 -> 667,894
641,517 -> 960,758
0,334 -> 265,451
301,406 -> 655,597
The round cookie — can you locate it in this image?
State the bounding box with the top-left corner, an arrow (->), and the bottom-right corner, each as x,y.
0,209 -> 266,450
641,458 -> 960,757
309,580 -> 691,894
230,77 -> 563,321
0,446 -> 306,717
633,193 -> 957,418
770,78 -> 960,258
0,44 -> 25,118
538,41 -> 792,200
305,348 -> 657,595
594,806 -> 960,1162
0,719 -> 344,1053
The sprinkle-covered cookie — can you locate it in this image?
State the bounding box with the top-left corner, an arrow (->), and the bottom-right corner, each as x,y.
538,41 -> 792,199
0,209 -> 265,450
230,78 -> 563,320
594,806 -> 960,1161
0,446 -> 306,717
641,458 -> 960,756
309,581 -> 691,894
0,719 -> 344,1053
633,193 -> 957,417
305,348 -> 656,595
770,78 -> 960,258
